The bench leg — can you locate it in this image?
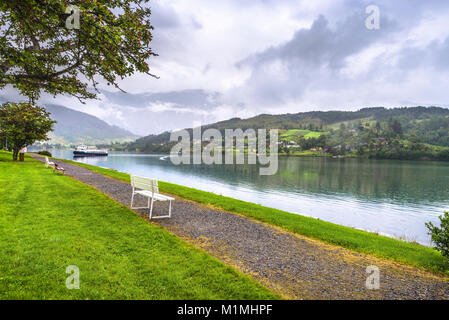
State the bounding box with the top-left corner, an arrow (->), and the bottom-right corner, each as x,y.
130,193 -> 151,210
150,200 -> 173,219
130,192 -> 135,208
169,200 -> 172,218
149,198 -> 154,219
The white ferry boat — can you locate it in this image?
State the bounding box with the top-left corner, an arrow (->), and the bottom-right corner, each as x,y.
73,144 -> 108,157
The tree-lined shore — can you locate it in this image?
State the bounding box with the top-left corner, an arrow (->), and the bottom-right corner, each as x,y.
110,107 -> 449,162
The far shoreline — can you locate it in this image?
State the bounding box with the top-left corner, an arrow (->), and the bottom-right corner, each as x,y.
33,147 -> 449,163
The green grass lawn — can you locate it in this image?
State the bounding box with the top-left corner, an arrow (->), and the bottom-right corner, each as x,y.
280,129 -> 327,139
280,129 -> 323,140
304,131 -> 326,139
280,129 -> 312,137
57,157 -> 449,275
0,151 -> 277,299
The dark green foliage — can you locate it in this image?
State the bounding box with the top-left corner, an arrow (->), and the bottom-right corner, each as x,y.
0,1 -> 156,102
405,117 -> 449,146
37,150 -> 52,157
389,119 -> 403,137
0,102 -> 55,160
426,212 -> 449,259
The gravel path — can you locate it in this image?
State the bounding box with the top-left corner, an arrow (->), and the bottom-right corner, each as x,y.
31,154 -> 449,300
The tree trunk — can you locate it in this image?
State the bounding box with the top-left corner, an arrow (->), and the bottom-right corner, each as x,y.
12,149 -> 19,161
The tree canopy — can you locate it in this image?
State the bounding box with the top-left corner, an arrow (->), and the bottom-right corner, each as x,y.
0,0 -> 156,103
0,102 -> 55,160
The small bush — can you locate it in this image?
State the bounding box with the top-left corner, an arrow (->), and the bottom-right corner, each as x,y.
37,150 -> 52,157
426,212 -> 449,259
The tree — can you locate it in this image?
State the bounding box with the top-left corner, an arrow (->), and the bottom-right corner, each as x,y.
317,134 -> 327,148
0,102 -> 55,160
356,145 -> 366,156
375,121 -> 381,134
0,126 -> 6,149
0,1 -> 156,103
426,212 -> 449,260
390,120 -> 403,137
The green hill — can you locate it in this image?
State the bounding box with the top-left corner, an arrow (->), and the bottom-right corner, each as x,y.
120,106 -> 449,160
43,104 -> 138,145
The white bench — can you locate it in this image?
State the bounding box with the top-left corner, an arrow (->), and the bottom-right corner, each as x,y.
130,175 -> 174,219
45,156 -> 65,174
45,156 -> 55,168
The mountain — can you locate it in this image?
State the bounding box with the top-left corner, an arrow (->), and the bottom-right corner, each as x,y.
43,104 -> 138,145
119,106 -> 449,160
0,97 -> 138,145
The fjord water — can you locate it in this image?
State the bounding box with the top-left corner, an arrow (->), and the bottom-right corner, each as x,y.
48,150 -> 449,245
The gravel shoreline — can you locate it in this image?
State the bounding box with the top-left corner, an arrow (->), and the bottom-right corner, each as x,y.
31,154 -> 449,300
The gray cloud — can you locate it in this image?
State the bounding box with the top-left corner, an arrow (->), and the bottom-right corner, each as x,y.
102,89 -> 220,110
233,12 -> 398,107
150,2 -> 181,29
224,1 -> 449,113
397,35 -> 449,72
241,13 -> 396,70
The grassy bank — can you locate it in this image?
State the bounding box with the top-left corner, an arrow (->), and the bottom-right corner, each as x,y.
58,158 -> 449,275
0,151 -> 277,299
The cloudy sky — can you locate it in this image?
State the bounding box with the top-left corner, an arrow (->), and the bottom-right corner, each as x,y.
3,0 -> 449,136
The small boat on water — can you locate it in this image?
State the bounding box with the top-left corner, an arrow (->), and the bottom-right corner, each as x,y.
73,144 -> 108,157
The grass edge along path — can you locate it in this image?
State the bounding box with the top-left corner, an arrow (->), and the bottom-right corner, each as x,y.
56,157 -> 449,275
0,151 -> 278,299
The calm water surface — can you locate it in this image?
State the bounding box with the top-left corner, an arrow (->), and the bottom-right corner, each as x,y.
44,149 -> 449,245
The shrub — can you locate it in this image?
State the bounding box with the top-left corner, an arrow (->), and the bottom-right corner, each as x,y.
37,150 -> 52,157
426,212 -> 449,259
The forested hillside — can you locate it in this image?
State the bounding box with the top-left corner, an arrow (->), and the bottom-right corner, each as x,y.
118,107 -> 449,160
